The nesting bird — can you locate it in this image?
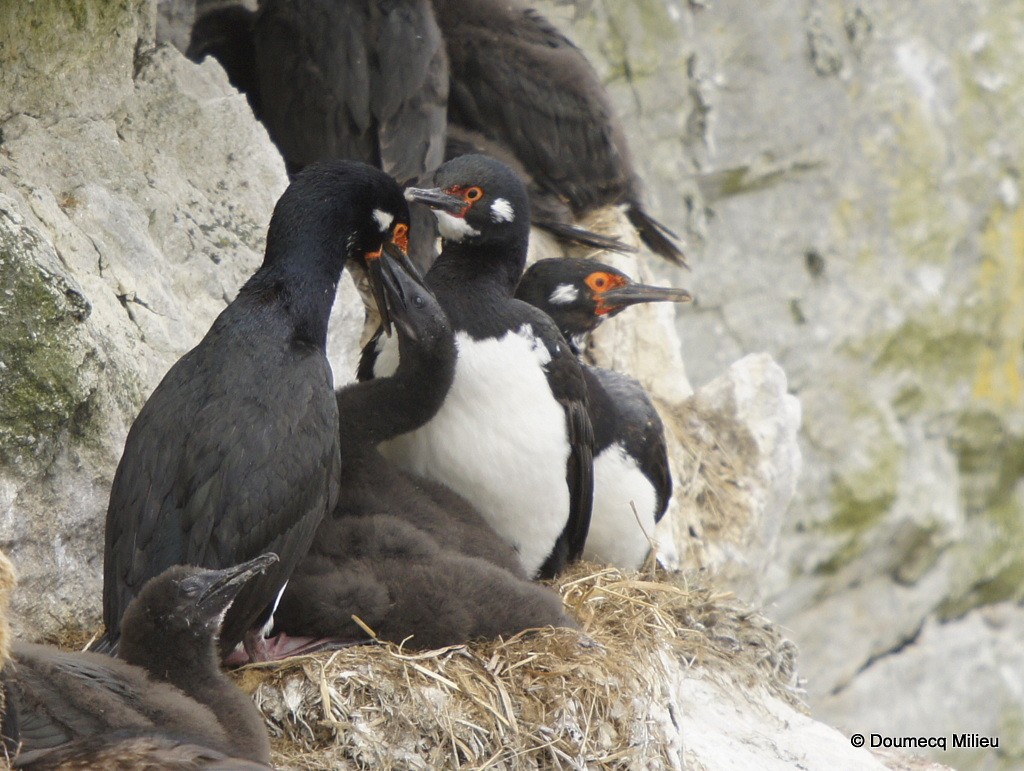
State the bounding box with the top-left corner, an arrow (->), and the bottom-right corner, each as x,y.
250,0 -> 448,268
99,160 -> 410,660
186,0 -> 651,261
516,258 -> 692,569
363,154 -> 595,580
9,556 -> 277,765
274,248 -> 572,651
433,0 -> 686,265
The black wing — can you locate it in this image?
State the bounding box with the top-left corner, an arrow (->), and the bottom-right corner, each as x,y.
435,0 -> 685,263
254,0 -> 446,269
437,0 -> 633,212
590,366 -> 672,521
101,326 -> 339,653
518,306 -> 594,578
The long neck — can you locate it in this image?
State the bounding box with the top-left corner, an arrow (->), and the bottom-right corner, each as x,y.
339,329 -> 456,451
120,635 -> 270,763
429,235 -> 528,296
238,229 -> 347,350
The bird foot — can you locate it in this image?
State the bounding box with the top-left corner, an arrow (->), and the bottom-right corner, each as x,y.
224,632 -> 360,665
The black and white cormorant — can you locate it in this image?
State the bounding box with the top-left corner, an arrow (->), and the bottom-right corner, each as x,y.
362,154 -> 595,580
9,555 -> 277,765
432,0 -> 687,265
272,248 -> 572,652
99,160 -> 410,660
516,258 -> 691,569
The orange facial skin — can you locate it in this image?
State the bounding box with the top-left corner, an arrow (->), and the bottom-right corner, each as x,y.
585,271 -> 629,315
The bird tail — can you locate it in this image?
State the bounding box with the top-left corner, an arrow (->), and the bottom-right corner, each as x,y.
626,205 -> 688,267
534,219 -> 637,255
86,630 -> 119,656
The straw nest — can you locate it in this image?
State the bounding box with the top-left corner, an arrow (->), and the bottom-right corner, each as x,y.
234,563 -> 803,770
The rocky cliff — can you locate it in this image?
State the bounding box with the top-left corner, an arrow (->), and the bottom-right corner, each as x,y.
536,1 -> 1024,768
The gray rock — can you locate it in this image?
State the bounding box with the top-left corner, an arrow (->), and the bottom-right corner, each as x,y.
821,604 -> 1024,770
529,1 -> 1024,763
0,1 -> 298,638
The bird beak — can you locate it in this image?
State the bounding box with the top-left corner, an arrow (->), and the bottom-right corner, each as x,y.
404,186 -> 466,214
366,251 -> 394,337
599,282 -> 693,314
378,243 -> 428,343
197,553 -> 279,612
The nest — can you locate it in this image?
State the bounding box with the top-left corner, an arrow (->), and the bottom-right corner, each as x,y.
235,563 -> 803,770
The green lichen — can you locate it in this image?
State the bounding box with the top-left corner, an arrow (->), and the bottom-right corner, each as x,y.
0,218 -> 96,467
0,0 -> 144,118
939,412 -> 1024,617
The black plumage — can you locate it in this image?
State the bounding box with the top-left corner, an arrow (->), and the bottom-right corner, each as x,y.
274,248 -> 572,652
364,155 -> 595,580
187,1 -> 633,261
433,0 -> 686,265
251,0 -> 447,268
99,160 -> 409,659
10,556 -> 277,765
187,4 -> 261,118
516,258 -> 691,569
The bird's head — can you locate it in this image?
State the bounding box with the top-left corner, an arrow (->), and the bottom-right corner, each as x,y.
516,258 -> 692,341
404,154 -> 530,249
119,554 -> 279,650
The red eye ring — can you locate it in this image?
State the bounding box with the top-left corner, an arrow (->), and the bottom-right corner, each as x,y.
465,186 -> 483,202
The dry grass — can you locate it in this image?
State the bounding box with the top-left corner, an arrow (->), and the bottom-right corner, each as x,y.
234,563 -> 803,770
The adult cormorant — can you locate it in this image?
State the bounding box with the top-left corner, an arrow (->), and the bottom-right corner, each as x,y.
432,0 -> 686,265
99,160 -> 409,660
364,155 -> 595,580
516,258 -> 691,569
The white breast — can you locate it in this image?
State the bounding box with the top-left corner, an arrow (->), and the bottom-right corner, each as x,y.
377,328 -> 571,577
583,443 -> 658,570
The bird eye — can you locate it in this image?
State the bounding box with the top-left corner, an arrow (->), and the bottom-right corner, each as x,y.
465,187 -> 483,202
182,581 -> 200,599
414,294 -> 425,308
586,272 -> 610,292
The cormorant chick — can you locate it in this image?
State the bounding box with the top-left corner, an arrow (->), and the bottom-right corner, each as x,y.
99,161 -> 410,661
12,729 -> 271,770
9,556 -> 277,764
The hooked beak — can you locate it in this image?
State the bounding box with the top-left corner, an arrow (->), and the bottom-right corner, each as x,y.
378,243 -> 428,342
599,282 -> 693,315
404,186 -> 467,214
197,553 -> 279,614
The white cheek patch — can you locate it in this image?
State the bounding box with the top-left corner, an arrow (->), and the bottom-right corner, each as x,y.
373,208 -> 394,232
548,283 -> 579,304
490,198 -> 515,223
434,210 -> 481,241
